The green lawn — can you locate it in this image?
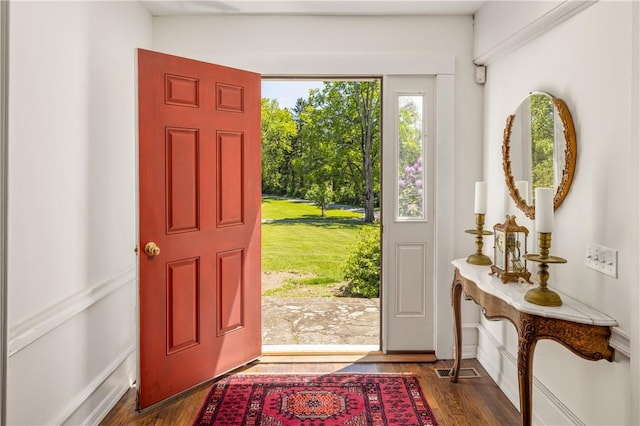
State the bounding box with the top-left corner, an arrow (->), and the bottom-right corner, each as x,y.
261,197 -> 364,220
261,197 -> 376,297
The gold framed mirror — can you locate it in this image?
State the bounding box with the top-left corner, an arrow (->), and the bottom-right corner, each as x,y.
502,92 -> 577,219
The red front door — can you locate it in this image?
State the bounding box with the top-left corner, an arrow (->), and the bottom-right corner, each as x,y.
137,49 -> 261,409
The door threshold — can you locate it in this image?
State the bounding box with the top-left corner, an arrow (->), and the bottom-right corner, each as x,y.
259,345 -> 436,364
262,344 -> 379,355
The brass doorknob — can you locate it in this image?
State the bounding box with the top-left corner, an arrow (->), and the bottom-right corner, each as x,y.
144,242 -> 161,257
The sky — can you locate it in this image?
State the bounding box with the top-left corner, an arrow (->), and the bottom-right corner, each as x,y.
261,80 -> 325,110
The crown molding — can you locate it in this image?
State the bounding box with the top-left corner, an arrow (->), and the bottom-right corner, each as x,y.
474,1 -> 597,66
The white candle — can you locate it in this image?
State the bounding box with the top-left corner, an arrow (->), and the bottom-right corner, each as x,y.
535,187 -> 554,233
474,181 -> 487,214
515,180 -> 529,204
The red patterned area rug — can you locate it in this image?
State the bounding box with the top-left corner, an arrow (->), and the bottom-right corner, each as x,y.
193,373 -> 439,425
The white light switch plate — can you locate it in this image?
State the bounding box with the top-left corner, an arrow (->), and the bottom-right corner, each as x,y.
585,243 -> 618,278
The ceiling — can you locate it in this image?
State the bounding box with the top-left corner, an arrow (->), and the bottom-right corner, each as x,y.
140,1 -> 486,16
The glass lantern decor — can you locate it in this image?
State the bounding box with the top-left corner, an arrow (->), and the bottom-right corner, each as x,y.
491,215 -> 532,283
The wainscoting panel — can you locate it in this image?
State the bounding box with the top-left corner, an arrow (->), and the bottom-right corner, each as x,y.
7,272 -> 136,425
8,265 -> 135,357
476,323 -> 584,425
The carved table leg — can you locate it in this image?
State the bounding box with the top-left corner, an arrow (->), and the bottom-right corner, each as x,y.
517,317 -> 537,426
449,276 -> 462,382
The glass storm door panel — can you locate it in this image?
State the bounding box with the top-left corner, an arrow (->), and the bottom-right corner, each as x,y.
382,75 -> 435,351
397,94 -> 426,220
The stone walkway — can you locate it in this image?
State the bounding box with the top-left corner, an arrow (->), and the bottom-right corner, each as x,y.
261,296 -> 380,346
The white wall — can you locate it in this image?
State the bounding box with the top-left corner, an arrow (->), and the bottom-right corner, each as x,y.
7,2 -> 151,424
478,1 -> 637,424
152,14 -> 485,359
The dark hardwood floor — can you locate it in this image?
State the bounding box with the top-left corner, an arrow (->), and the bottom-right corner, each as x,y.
100,358 -> 519,425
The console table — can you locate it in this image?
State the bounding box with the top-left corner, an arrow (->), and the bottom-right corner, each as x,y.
449,259 -> 617,426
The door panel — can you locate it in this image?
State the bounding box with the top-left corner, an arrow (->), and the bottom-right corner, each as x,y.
217,132 -> 244,226
166,128 -> 200,233
217,249 -> 244,334
137,49 -> 261,409
167,258 -> 200,354
395,243 -> 426,316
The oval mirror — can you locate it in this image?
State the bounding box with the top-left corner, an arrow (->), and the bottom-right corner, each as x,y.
502,92 -> 577,219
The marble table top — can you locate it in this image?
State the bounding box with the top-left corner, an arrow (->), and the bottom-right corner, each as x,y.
453,258 -> 618,327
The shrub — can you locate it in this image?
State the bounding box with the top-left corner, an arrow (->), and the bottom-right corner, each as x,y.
341,227 -> 380,298
398,157 -> 423,218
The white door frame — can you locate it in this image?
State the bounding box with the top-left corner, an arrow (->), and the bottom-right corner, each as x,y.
0,0 -> 8,422
186,53 -> 456,358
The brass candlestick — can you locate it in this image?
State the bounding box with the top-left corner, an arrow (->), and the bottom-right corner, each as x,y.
523,232 -> 566,306
465,213 -> 493,265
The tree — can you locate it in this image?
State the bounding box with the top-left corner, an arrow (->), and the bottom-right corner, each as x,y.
261,98 -> 296,195
398,97 -> 422,170
287,97 -> 313,197
530,95 -> 555,189
261,81 -> 381,220
303,81 -> 381,222
305,182 -> 334,217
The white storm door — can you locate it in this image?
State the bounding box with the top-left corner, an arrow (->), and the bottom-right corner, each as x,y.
382,76 -> 436,352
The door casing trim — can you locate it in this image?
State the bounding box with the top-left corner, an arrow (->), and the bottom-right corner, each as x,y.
0,1 -> 9,423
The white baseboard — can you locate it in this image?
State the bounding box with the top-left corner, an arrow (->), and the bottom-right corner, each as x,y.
58,344 -> 136,425
461,322 -> 479,359
474,330 -> 521,413
476,323 -> 585,426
